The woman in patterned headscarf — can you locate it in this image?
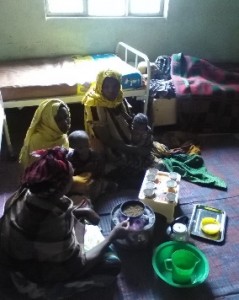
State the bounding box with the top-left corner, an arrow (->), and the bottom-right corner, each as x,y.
19,98 -> 71,169
0,147 -> 129,295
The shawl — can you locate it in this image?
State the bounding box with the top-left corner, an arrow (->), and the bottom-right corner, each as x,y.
19,99 -> 70,168
0,188 -> 84,263
163,154 -> 227,190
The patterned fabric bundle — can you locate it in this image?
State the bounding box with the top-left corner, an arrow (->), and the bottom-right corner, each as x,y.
154,55 -> 172,80
171,53 -> 239,98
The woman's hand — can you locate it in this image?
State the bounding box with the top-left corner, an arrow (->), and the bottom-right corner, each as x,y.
73,207 -> 100,225
84,219 -> 130,264
109,219 -> 130,241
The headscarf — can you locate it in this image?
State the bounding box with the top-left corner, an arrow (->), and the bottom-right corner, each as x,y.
81,69 -> 125,137
21,147 -> 72,197
19,99 -> 70,168
81,69 -> 123,108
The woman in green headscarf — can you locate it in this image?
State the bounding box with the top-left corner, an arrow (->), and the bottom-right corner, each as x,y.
19,98 -> 71,169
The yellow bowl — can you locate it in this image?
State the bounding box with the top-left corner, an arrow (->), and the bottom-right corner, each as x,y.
201,217 -> 221,235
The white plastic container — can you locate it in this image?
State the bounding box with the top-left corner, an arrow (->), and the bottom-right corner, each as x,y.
138,170 -> 181,223
151,98 -> 177,128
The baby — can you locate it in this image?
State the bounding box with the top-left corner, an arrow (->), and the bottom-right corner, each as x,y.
131,113 -> 153,148
131,113 -> 169,171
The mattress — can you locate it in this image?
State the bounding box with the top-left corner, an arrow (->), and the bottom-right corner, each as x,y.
0,54 -> 143,102
92,54 -> 142,89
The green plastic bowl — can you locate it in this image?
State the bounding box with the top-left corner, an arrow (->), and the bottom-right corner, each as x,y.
152,241 -> 209,288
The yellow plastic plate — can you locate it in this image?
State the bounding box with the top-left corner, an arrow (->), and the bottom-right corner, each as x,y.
201,217 -> 221,235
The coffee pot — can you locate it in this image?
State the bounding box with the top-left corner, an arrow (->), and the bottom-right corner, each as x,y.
166,216 -> 189,242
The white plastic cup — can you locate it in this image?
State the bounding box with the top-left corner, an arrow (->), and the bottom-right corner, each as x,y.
167,179 -> 177,193
143,188 -> 155,198
166,192 -> 176,203
147,173 -> 156,182
148,168 -> 158,176
169,172 -> 178,181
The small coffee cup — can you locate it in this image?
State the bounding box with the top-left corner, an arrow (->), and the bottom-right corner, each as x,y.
169,172 -> 178,181
145,181 -> 156,190
167,179 -> 177,193
147,173 -> 156,182
164,249 -> 200,284
147,168 -> 158,176
143,188 -> 155,198
166,192 -> 176,203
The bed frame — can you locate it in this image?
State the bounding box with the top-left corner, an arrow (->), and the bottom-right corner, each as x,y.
1,42 -> 151,156
2,42 -> 150,113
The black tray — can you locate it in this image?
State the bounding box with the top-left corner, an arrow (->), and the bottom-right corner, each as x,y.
188,204 -> 227,243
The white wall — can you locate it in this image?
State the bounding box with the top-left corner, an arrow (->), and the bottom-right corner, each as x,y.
0,0 -> 238,62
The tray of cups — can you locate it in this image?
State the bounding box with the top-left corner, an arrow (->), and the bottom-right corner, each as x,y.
138,168 -> 181,203
188,204 -> 227,243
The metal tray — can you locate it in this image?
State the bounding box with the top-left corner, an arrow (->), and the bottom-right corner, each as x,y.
188,204 -> 227,243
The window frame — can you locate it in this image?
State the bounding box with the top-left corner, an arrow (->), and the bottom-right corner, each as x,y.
45,0 -> 165,18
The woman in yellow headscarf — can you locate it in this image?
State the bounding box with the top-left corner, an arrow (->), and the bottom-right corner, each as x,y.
19,98 -> 114,203
81,69 -> 134,154
81,69 -> 158,188
19,99 -> 71,169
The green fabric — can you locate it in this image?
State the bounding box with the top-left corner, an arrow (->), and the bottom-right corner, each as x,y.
163,154 -> 227,190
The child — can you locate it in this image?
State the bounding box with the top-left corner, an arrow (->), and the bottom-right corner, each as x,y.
68,130 -> 105,177
67,130 -> 118,201
131,113 -> 172,171
131,113 -> 153,148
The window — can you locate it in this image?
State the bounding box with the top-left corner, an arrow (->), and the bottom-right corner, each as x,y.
45,0 -> 165,18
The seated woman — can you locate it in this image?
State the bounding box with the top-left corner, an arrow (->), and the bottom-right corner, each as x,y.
19,98 -> 71,169
0,147 -> 130,298
81,69 -> 155,186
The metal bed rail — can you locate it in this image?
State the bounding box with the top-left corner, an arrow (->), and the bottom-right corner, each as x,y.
116,42 -> 151,114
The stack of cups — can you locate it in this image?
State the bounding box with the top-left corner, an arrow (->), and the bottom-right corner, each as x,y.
166,172 -> 179,203
144,168 -> 158,198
